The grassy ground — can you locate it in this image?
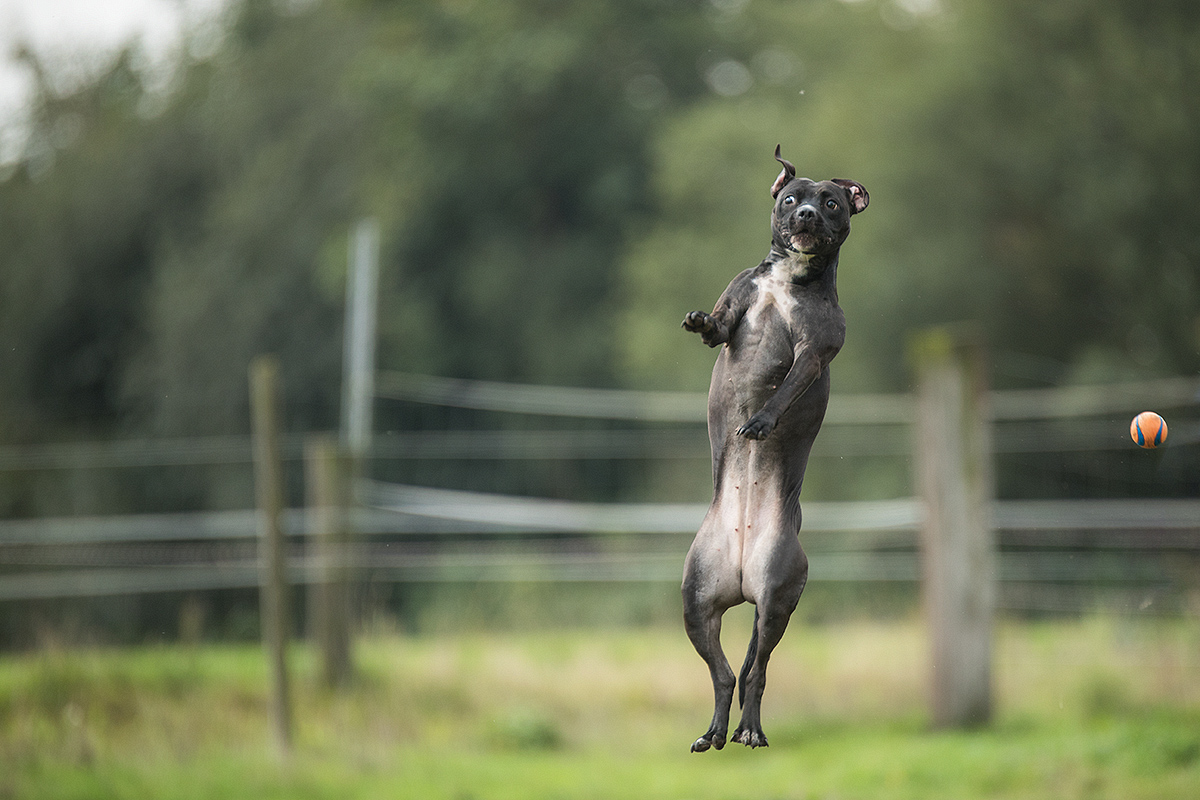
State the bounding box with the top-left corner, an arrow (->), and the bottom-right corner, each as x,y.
2,612 -> 1199,799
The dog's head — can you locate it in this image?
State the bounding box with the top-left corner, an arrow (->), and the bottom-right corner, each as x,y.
770,144 -> 867,257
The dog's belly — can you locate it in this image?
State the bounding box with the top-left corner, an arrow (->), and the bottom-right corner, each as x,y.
690,454 -> 807,603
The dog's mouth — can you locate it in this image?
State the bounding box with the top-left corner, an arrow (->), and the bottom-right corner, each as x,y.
774,212 -> 844,257
787,230 -> 829,253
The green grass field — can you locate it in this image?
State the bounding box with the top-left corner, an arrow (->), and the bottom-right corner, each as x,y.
2,613 -> 1199,799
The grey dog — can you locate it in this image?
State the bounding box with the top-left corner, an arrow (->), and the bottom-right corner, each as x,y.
680,145 -> 868,751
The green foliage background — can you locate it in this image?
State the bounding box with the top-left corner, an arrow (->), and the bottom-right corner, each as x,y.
1,0 -> 1198,473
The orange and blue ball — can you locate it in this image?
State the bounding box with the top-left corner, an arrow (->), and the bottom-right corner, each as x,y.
1130,411 -> 1167,449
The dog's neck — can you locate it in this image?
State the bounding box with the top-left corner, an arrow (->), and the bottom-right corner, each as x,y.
767,246 -> 839,289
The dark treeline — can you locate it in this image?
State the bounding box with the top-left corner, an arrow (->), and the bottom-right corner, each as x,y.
0,0 -> 1197,504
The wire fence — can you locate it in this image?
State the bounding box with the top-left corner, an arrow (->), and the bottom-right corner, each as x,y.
1,374 -> 1198,616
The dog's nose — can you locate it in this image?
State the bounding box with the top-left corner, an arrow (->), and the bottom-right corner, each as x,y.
796,204 -> 817,222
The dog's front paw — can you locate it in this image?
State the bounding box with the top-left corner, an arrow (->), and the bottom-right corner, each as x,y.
683,311 -> 728,347
736,414 -> 775,440
682,310 -> 715,334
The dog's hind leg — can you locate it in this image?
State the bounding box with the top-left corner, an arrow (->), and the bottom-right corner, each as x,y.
737,606 -> 759,709
730,601 -> 791,748
683,594 -> 735,752
732,551 -> 808,748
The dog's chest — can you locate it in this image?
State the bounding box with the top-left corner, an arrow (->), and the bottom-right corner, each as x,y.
727,257 -> 844,381
744,263 -> 805,337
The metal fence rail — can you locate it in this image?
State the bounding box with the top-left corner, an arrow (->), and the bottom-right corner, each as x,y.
1,373 -> 1197,613
2,375 -> 1196,472
2,488 -> 1197,605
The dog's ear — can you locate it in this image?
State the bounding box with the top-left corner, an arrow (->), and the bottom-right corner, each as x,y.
771,144 -> 797,199
832,179 -> 869,214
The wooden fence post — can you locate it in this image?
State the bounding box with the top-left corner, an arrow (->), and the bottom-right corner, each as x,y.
250,355 -> 293,756
305,434 -> 353,689
910,326 -> 995,728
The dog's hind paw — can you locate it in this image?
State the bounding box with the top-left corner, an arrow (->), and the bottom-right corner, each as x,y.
690,732 -> 726,753
731,726 -> 769,748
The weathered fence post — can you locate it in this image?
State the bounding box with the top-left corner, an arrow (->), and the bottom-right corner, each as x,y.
250,355 -> 293,755
910,326 -> 995,728
305,434 -> 353,689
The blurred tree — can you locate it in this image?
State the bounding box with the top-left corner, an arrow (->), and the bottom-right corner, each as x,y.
124,0 -> 364,436
0,0 -> 726,446
616,0 -> 946,393
618,0 -> 1200,394
942,0 -> 1200,386
0,50 -> 191,438
354,0 -> 719,386
0,3 -> 363,441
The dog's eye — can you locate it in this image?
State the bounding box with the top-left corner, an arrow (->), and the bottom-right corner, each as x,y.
825,199 -> 839,211
783,196 -> 796,206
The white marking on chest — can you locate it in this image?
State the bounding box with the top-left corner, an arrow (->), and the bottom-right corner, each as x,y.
748,258 -> 808,325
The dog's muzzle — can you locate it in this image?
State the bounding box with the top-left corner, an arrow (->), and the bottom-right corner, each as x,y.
781,206 -> 832,253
